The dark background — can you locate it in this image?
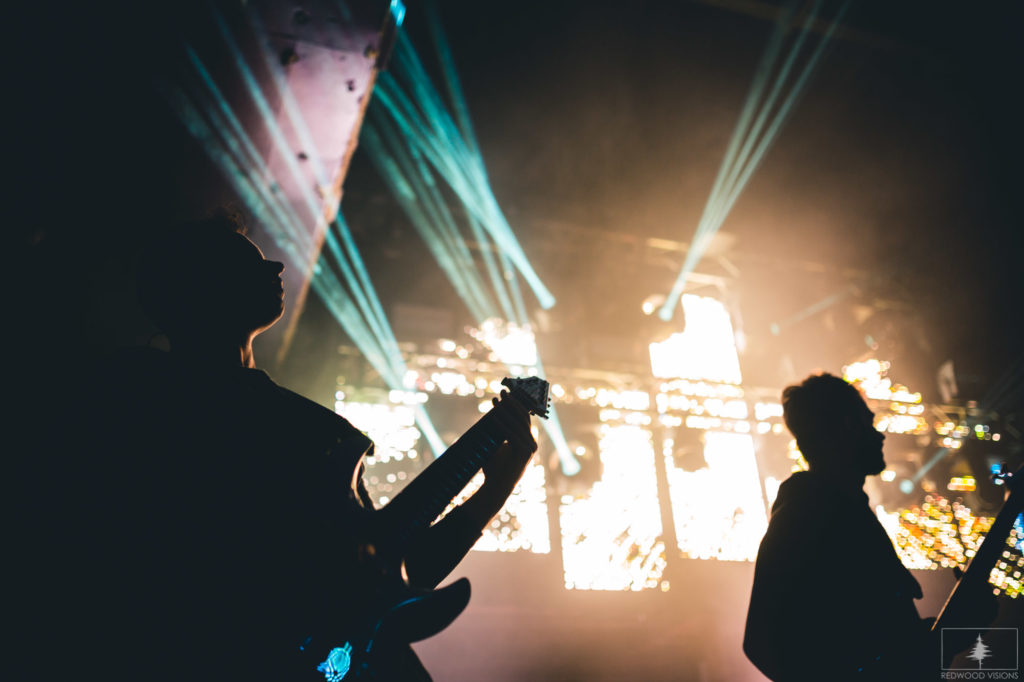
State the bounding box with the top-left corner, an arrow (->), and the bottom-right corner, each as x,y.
14,0 -> 1023,405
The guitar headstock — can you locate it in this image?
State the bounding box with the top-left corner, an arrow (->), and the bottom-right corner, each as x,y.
994,462 -> 1024,497
500,377 -> 551,419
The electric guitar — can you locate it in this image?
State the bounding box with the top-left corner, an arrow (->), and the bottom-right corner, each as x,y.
299,376 -> 551,681
931,463 -> 1022,661
855,463 -> 1022,677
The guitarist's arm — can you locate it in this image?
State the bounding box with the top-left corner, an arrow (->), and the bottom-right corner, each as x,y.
403,394 -> 537,589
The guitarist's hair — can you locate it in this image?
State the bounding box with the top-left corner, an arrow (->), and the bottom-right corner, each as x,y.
135,207 -> 248,336
781,373 -> 867,465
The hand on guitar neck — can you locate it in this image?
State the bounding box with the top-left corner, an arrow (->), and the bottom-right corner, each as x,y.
300,378 -> 549,680
479,392 -> 539,508
403,390 -> 538,589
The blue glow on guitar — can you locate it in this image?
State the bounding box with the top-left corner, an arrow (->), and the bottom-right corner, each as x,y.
316,643 -> 352,681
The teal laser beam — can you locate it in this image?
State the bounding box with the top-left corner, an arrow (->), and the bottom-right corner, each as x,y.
181,48 -> 319,260
769,286 -> 854,336
244,10 -> 408,368
184,45 -> 314,255
202,10 -> 446,454
689,3 -> 797,253
379,37 -> 555,309
499,252 -> 576,473
167,81 -> 394,389
659,0 -> 849,321
710,0 -> 851,230
165,82 -> 392,385
365,117 -> 494,323
426,1 -> 483,174
221,7 -> 401,361
656,3 -> 799,321
406,137 -> 499,320
707,0 -> 821,235
467,214 -> 518,324
361,18 -> 576,472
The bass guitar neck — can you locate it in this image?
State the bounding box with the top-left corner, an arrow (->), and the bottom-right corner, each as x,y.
933,463 -> 1023,632
373,377 -> 549,554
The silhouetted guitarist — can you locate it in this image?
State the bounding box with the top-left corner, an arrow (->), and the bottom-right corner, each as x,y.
743,373 -> 996,681
63,212 -> 536,681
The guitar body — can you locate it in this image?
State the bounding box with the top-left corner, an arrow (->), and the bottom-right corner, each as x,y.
930,463 -> 1023,665
298,377 -> 551,680
298,561 -> 470,680
852,464 -> 1022,679
296,505 -> 471,681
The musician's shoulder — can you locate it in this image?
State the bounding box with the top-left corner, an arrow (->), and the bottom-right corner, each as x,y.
272,382 -> 340,421
771,471 -> 834,513
272,382 -> 373,456
763,471 -> 842,544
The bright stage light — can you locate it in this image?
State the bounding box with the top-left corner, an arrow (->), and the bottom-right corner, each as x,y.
876,494 -> 1020,596
843,359 -> 922,404
389,0 -> 406,27
874,506 -> 934,571
664,431 -> 768,562
753,401 -> 784,421
947,476 -> 976,492
764,476 -> 781,508
842,359 -> 932,441
650,295 -> 742,384
658,0 -> 851,322
641,293 -> 664,316
441,460 -> 551,554
560,424 -> 667,590
875,413 -> 929,435
469,318 -> 538,367
335,400 -> 423,506
336,401 -> 420,464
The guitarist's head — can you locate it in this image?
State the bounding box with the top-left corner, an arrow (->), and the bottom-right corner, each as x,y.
136,209 -> 285,364
782,373 -> 887,481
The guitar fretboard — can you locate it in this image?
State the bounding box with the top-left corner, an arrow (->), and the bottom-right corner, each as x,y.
375,404 -> 512,553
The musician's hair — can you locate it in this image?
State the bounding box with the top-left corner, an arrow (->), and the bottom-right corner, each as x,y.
781,373 -> 866,466
136,208 -> 248,337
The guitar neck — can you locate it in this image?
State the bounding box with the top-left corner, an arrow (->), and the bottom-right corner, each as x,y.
374,404 -> 512,552
933,485 -> 1022,630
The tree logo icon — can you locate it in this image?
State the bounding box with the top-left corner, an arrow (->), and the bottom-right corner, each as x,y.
941,627 -> 1019,672
968,634 -> 992,670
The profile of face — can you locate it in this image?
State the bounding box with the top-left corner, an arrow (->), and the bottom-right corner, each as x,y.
195,232 -> 286,338
784,374 -> 888,481
844,398 -> 886,477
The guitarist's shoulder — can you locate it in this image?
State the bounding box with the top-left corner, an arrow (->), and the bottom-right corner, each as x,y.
762,471 -> 844,544
268,378 -> 374,460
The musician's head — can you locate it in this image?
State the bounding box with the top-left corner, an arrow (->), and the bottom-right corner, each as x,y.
136,209 -> 285,345
782,373 -> 886,478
